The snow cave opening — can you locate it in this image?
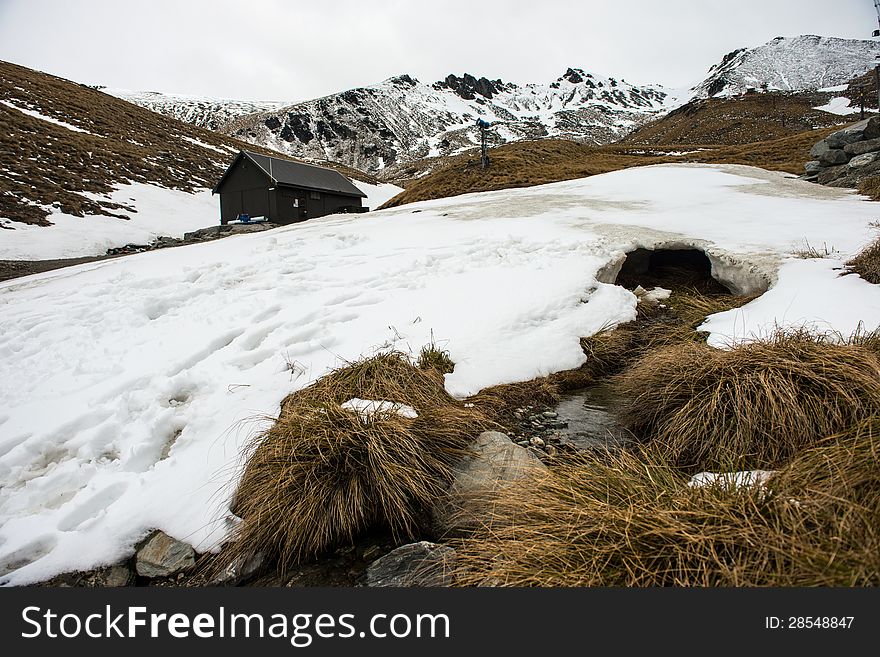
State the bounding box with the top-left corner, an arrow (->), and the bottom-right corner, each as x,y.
613,247 -> 732,294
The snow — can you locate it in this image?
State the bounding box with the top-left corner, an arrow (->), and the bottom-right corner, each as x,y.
0,99 -> 94,135
1,163 -> 879,585
108,88 -> 287,131
180,135 -> 229,154
689,470 -> 776,490
0,183 -> 219,260
819,84 -> 851,93
692,35 -> 880,99
341,398 -> 419,421
352,181 -> 403,209
814,96 -> 860,116
701,258 -> 880,347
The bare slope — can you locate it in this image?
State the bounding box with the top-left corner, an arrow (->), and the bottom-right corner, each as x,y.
380,126 -> 847,209
0,61 -> 377,227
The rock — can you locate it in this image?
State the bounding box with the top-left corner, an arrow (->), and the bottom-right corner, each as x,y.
432,431 -> 547,537
529,436 -> 545,447
93,564 -> 135,587
818,148 -> 849,166
863,116 -> 880,141
817,164 -> 848,185
826,128 -> 865,149
809,140 -> 831,160
844,138 -> 880,157
211,552 -> 264,586
849,152 -> 878,168
804,160 -> 822,174
542,411 -> 558,419
135,531 -> 196,578
362,541 -> 456,587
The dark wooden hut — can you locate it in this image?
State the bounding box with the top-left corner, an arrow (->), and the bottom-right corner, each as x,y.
213,150 -> 367,224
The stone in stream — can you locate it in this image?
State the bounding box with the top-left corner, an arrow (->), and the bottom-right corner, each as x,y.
431,431 -> 547,537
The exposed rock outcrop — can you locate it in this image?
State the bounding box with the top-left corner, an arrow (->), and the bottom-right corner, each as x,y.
804,118 -> 880,189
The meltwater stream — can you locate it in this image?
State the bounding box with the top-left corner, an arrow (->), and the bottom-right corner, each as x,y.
552,383 -> 632,451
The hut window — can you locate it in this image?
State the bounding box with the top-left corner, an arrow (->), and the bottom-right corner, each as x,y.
310,191 -> 321,200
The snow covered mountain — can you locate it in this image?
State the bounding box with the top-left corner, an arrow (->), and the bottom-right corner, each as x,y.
110,35 -> 880,176
691,35 -> 880,99
107,89 -> 286,131
221,70 -> 676,173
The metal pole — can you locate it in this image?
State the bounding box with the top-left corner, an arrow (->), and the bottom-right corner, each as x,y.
875,65 -> 880,115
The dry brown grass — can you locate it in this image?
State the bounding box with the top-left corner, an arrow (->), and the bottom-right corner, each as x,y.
615,331 -> 880,471
222,351 -> 493,574
451,417 -> 880,587
858,176 -> 880,201
623,91 -> 845,146
379,140 -> 676,209
847,236 -> 880,284
379,126 -> 845,209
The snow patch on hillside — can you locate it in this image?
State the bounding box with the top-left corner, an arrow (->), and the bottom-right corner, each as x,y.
814,96 -> 860,116
0,184 -> 218,260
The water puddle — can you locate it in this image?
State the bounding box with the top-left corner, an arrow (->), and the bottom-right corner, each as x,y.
552,384 -> 631,452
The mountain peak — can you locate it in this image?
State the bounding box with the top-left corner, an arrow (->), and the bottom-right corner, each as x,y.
433,73 -> 506,100
693,34 -> 880,98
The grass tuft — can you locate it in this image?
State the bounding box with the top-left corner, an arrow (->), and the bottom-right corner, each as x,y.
221,351 -> 492,574
614,330 -> 880,470
417,341 -> 455,374
451,417 -> 880,587
846,237 -> 880,284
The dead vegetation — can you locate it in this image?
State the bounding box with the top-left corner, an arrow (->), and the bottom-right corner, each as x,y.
379,125 -> 846,209
847,236 -> 880,284
451,417 -> 880,587
623,91 -> 846,146
219,350 -> 494,575
615,330 -> 880,471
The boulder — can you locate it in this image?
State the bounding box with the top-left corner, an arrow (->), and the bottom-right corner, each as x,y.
183,226 -> 223,241
97,564 -> 135,587
431,431 -> 547,537
809,140 -> 831,160
844,138 -> 880,157
849,152 -> 878,168
804,160 -> 822,174
863,116 -> 880,141
826,128 -> 865,149
818,148 -> 849,166
135,531 -> 196,578
362,542 -> 456,587
210,552 -> 264,586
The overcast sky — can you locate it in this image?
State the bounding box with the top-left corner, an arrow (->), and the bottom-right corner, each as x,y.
0,0 -> 876,101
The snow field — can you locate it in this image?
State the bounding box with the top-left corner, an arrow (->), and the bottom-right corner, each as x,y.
1,164 -> 879,584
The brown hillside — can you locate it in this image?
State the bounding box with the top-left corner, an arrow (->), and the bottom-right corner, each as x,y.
624,91 -> 850,146
0,60 -> 376,226
380,125 -> 847,209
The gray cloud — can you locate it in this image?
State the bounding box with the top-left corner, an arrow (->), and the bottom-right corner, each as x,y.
0,0 -> 876,101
